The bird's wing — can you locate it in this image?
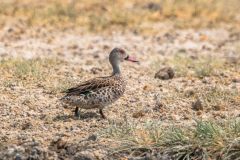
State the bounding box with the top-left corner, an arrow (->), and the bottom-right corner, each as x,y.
64,76 -> 114,96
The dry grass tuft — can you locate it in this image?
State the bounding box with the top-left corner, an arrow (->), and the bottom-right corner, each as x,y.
0,58 -> 74,93
159,84 -> 239,112
100,118 -> 240,159
167,54 -> 226,78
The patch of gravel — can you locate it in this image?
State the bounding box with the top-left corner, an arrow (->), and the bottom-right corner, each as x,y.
0,140 -> 57,160
0,24 -> 240,159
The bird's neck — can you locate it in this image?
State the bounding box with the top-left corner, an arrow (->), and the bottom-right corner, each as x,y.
111,62 -> 121,75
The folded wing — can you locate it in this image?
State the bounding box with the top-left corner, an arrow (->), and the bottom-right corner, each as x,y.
64,76 -> 114,96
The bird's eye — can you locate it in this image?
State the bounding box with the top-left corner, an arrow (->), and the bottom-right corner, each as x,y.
118,49 -> 125,54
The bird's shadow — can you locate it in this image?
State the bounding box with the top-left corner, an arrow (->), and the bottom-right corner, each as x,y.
53,112 -> 99,121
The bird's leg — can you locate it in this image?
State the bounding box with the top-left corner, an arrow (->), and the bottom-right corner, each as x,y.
74,106 -> 81,119
99,109 -> 106,119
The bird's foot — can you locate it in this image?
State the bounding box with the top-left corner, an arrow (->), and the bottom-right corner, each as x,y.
74,112 -> 81,119
74,107 -> 81,119
99,109 -> 107,119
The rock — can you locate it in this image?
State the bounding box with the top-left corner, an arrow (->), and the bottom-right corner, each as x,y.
226,54 -> 239,64
196,111 -> 202,116
232,78 -> 240,83
192,99 -> 203,111
143,85 -> 153,91
93,54 -> 100,59
74,151 -> 95,160
202,77 -> 210,84
154,67 -> 175,80
154,94 -> 164,111
184,88 -> 195,97
103,44 -> 110,49
68,44 -> 78,50
213,112 -> 226,118
50,137 -> 67,150
66,145 -> 77,155
21,122 -> 32,130
90,67 -> 102,74
153,101 -> 163,111
213,105 -> 225,111
85,60 -> 93,65
170,114 -> 181,121
144,2 -> 161,11
87,134 -> 97,141
15,154 -> 22,160
132,110 -> 145,118
0,140 -> 57,160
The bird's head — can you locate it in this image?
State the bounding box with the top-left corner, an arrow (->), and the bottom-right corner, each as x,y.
109,48 -> 138,63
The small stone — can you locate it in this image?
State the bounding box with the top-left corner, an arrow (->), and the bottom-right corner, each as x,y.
226,55 -> 239,64
85,60 -> 93,65
74,151 -> 95,160
15,154 -> 22,160
202,79 -> 207,84
103,44 -> 110,49
183,112 -> 190,119
51,137 -> 67,149
68,44 -> 78,50
66,145 -> 77,155
192,99 -> 203,111
232,78 -> 240,83
184,88 -> 195,97
154,67 -> 175,80
170,114 -> 181,121
59,149 -> 67,155
213,112 -> 225,118
219,72 -> 227,77
153,101 -> 163,111
202,78 -> 209,84
21,122 -> 32,130
199,34 -> 208,41
6,147 -> 15,156
7,27 -> 14,32
90,67 -> 102,74
213,105 -> 224,111
196,111 -> 202,116
87,134 -> 97,141
144,2 -> 161,11
132,110 -> 145,118
143,85 -> 152,91
93,54 -> 100,59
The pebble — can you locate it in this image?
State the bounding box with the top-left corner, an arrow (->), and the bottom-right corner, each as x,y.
213,105 -> 224,111
132,110 -> 145,118
90,67 -> 102,74
87,134 -> 97,141
74,151 -> 95,160
232,78 -> 240,83
144,2 -> 161,11
192,99 -> 203,111
154,67 -> 175,80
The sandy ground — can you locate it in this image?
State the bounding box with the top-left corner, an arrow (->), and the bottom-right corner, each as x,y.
0,24 -> 239,159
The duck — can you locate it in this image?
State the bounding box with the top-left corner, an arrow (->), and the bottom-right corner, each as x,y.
61,48 -> 139,119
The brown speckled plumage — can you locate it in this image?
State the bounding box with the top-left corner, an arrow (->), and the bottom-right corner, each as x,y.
61,48 -> 138,118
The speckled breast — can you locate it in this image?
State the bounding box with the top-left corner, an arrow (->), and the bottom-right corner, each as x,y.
78,76 -> 126,109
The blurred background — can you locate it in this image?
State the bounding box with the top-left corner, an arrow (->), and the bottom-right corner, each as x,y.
0,0 -> 239,33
